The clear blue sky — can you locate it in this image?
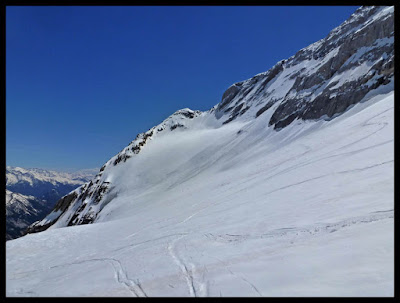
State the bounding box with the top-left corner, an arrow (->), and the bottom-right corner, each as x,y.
6,5 -> 359,171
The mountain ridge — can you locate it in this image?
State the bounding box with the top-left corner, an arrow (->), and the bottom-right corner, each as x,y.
215,5 -> 393,129
27,5 -> 393,234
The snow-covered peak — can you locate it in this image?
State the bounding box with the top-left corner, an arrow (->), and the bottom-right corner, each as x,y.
27,5 -> 393,233
156,108 -> 203,131
6,189 -> 37,207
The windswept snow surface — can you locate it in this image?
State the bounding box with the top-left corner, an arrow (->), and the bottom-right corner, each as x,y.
6,91 -> 394,297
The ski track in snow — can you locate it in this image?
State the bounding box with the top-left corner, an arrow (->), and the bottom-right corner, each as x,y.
108,258 -> 148,297
219,106 -> 393,201
336,106 -> 392,150
261,159 -> 394,197
227,269 -> 262,297
49,257 -> 147,297
167,235 -> 197,297
199,154 -> 393,222
204,253 -> 263,296
204,209 -> 393,244
167,235 -> 209,297
112,232 -> 188,254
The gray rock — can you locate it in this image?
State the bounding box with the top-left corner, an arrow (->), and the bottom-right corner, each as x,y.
217,6 -> 393,129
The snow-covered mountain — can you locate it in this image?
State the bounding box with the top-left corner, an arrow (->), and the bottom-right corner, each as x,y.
6,166 -> 97,197
6,190 -> 45,240
6,167 -> 96,240
7,6 -> 393,297
27,5 -> 394,234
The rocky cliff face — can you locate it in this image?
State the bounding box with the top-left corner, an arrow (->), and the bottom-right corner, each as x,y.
215,6 -> 394,129
26,5 -> 394,234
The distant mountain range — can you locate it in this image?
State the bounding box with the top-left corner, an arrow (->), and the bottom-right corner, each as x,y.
6,166 -> 97,240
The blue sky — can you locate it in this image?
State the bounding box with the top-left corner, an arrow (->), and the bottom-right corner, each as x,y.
6,5 -> 359,171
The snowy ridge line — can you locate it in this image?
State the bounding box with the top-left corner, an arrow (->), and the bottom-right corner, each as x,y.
204,209 -> 394,244
106,108 -> 203,169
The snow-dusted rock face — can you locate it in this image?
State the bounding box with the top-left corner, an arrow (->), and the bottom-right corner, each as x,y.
27,5 -> 393,234
216,6 -> 394,129
6,167 -> 96,239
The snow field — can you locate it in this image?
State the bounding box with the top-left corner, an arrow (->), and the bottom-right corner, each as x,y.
6,91 -> 394,296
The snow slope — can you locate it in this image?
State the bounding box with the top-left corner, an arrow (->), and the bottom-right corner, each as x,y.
6,90 -> 393,296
